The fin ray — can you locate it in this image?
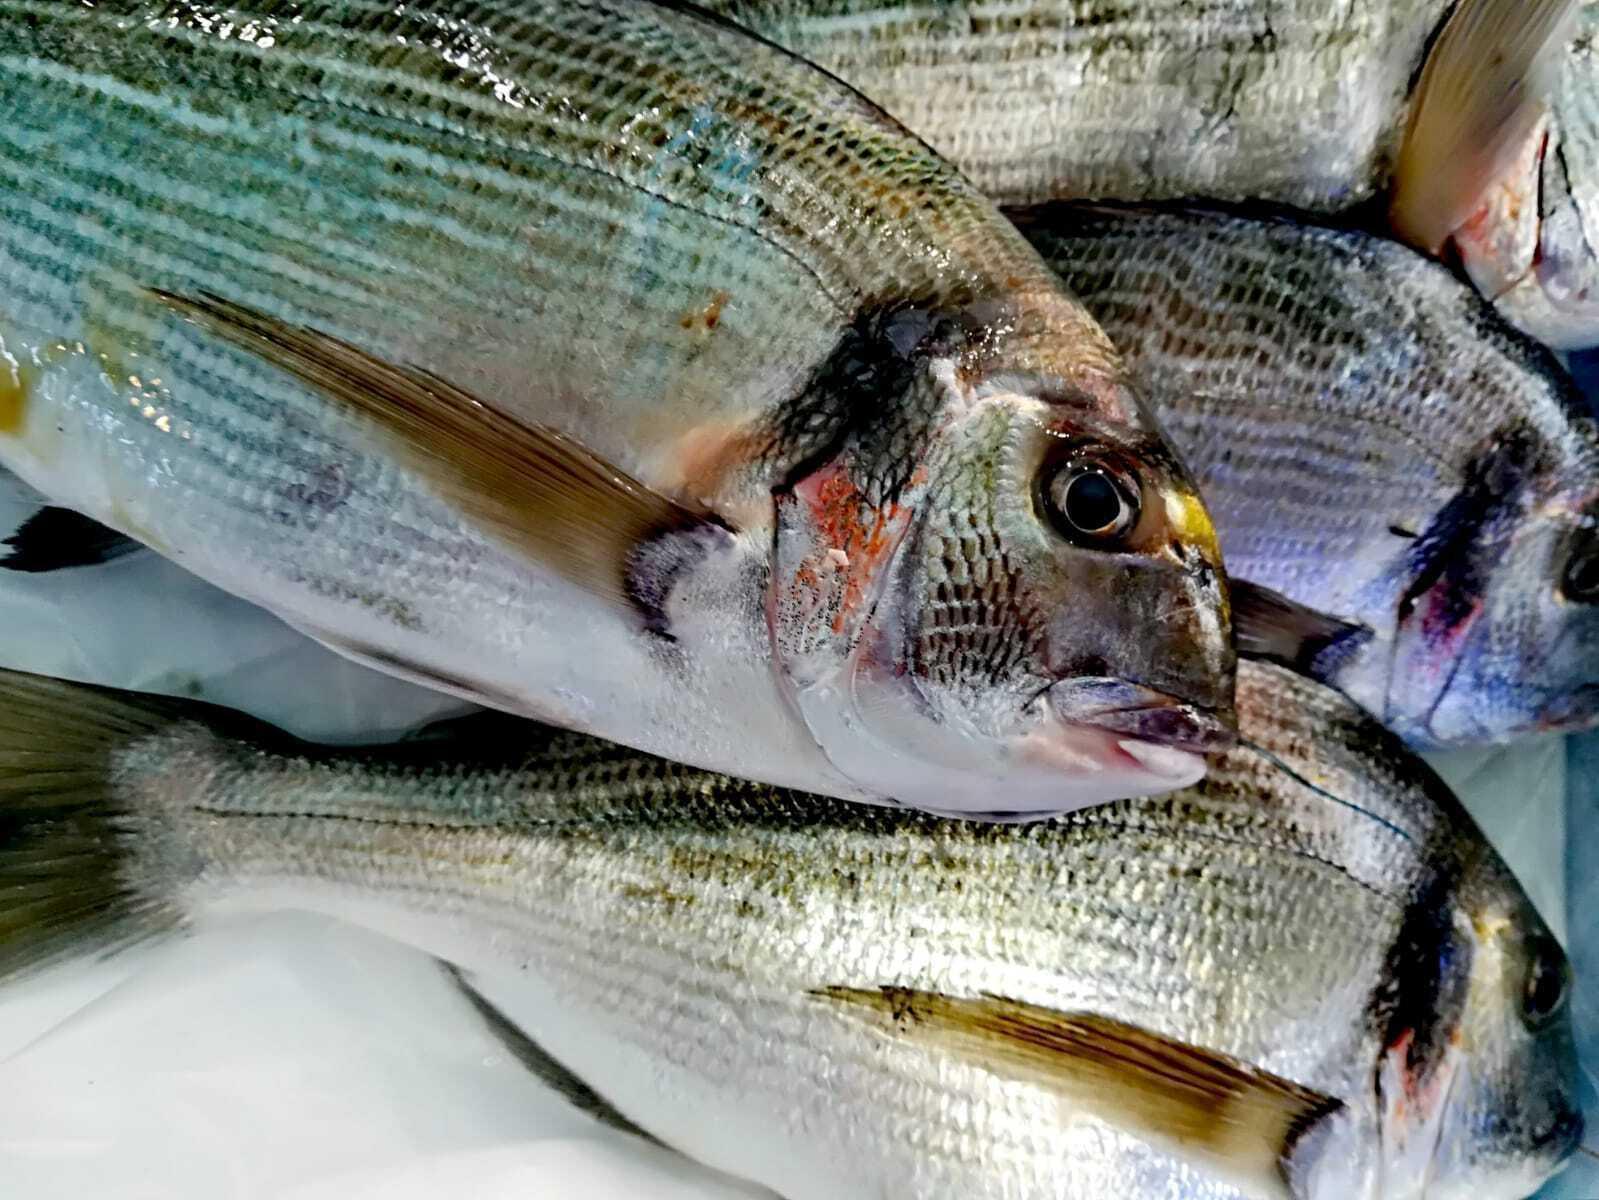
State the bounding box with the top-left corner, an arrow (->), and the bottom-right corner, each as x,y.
1391,0 -> 1577,252
816,986 -> 1341,1198
1230,580 -> 1372,676
2,507 -> 145,573
0,671 -> 188,982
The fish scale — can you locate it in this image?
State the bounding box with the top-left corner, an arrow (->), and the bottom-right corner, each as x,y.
711,0 -> 1450,208
0,659 -> 1574,1196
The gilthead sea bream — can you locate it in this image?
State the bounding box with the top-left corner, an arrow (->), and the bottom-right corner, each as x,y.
0,661 -> 1580,1198
0,0 -> 1233,817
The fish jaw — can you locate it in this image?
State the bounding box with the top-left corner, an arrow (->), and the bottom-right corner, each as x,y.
788,670 -> 1211,819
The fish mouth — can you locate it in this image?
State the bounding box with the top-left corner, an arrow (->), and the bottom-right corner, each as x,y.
1048,678 -> 1237,754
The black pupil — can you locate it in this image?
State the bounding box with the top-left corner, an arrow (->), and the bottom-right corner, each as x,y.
1567,549 -> 1599,598
1524,941 -> 1569,1026
1064,471 -> 1124,534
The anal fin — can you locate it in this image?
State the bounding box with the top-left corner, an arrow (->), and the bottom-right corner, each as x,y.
441,962 -> 656,1143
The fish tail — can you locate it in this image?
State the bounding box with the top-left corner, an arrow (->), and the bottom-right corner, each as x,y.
0,670 -> 191,984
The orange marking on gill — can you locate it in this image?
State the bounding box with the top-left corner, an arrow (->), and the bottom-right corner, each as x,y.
802,467 -> 908,636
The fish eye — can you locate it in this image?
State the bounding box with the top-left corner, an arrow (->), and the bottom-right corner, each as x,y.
1563,540 -> 1599,603
1521,935 -> 1571,1031
1041,457 -> 1141,547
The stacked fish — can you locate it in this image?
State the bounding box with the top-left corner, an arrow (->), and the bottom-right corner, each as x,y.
0,0 -> 1595,1196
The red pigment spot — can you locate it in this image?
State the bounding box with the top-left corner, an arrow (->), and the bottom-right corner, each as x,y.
679,290 -> 731,332
1419,593 -> 1485,670
797,464 -> 910,636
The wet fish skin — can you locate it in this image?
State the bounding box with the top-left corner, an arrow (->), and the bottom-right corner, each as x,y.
712,0 -> 1445,211
0,0 -> 1231,817
0,662 -> 1579,1199
1022,203 -> 1599,747
708,0 -> 1599,349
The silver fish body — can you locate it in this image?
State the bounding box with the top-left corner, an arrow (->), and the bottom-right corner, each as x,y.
1022,204 -> 1599,746
0,0 -> 1233,817
0,661 -> 1579,1199
709,0 -> 1599,349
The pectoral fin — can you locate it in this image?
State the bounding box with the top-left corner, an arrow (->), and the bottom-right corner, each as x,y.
441,962 -> 656,1143
1,506 -> 145,572
1230,580 -> 1371,677
1391,0 -> 1577,253
816,986 -> 1341,1199
149,290 -> 732,630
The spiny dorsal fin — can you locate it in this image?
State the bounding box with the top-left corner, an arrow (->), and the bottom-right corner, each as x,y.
148,290 -> 731,626
1230,580 -> 1372,678
1391,0 -> 1577,253
816,986 -> 1341,1199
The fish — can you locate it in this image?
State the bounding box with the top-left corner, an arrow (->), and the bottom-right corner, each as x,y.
1016,202 -> 1599,747
0,0 -> 1234,819
706,0 -> 1599,350
0,660 -> 1579,1199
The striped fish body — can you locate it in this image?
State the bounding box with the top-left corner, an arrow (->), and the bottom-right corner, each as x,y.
1022,205 -> 1599,745
710,0 -> 1599,350
712,0 -> 1450,211
0,661 -> 1579,1199
0,0 -> 1232,816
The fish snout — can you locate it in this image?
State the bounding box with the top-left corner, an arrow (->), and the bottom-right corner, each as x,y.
1048,679 -> 1238,754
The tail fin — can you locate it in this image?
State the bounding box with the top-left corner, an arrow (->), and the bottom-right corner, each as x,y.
0,670 -> 188,982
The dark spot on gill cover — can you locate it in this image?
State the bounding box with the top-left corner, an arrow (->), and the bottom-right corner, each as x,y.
770,302 -> 983,506
1395,428 -> 1539,632
1370,869 -> 1472,1085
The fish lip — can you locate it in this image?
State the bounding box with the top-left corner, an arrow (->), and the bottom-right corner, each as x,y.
1048,678 -> 1237,753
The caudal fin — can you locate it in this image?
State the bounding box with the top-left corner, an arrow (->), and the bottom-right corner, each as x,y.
0,670 -> 187,982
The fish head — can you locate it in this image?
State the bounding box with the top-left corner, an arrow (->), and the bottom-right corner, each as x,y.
1378,419 -> 1599,745
1452,10 -> 1599,352
770,306 -> 1234,818
1405,851 -> 1581,1200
